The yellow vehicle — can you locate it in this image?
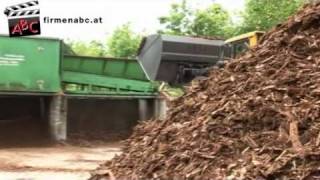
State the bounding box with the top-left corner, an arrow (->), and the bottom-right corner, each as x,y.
225,31 -> 265,58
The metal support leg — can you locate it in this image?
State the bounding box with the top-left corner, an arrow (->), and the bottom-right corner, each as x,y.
39,97 -> 46,121
139,99 -> 149,121
49,95 -> 67,141
155,98 -> 167,120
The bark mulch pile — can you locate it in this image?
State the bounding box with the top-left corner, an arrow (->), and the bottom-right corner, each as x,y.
91,3 -> 320,180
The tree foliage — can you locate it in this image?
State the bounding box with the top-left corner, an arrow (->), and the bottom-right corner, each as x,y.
68,0 -> 306,58
68,40 -> 106,57
191,4 -> 232,38
68,23 -> 141,58
158,0 -> 193,35
107,23 -> 141,58
239,0 -> 304,33
159,2 -> 233,38
159,0 -> 305,38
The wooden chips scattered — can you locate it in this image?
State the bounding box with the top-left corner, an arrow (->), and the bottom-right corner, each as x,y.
91,2 -> 320,180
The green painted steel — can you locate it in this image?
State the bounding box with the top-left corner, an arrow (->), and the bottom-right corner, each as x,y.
63,71 -> 157,95
0,36 -> 157,97
62,55 -> 157,96
0,36 -> 61,93
63,55 -> 149,81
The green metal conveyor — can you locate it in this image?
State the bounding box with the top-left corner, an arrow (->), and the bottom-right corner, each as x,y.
0,35 -> 158,98
0,36 -> 160,141
62,55 -> 158,97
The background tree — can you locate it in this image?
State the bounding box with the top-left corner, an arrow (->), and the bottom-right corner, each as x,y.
68,24 -> 141,58
68,0 -> 306,58
158,0 -> 193,35
106,23 -> 141,58
68,40 -> 106,57
159,0 -> 305,38
159,1 -> 232,38
239,0 -> 304,33
191,4 -> 232,38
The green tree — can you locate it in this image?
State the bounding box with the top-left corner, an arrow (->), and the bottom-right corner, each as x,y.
239,0 -> 304,33
68,40 -> 106,57
158,0 -> 193,35
159,1 -> 233,38
191,4 -> 232,38
106,23 -> 141,58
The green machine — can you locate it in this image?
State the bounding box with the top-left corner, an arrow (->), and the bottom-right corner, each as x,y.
0,35 -> 157,97
0,35 -> 160,141
62,55 -> 157,97
0,36 -> 61,93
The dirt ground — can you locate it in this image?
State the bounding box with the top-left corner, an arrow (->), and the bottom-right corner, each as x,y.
0,143 -> 122,180
0,97 -> 131,180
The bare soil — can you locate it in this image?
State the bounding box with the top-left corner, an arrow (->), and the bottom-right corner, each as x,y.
0,143 -> 121,180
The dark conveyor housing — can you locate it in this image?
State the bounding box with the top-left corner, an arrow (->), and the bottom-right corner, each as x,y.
137,34 -> 226,85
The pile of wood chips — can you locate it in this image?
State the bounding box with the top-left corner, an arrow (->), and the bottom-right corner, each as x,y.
91,3 -> 320,180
